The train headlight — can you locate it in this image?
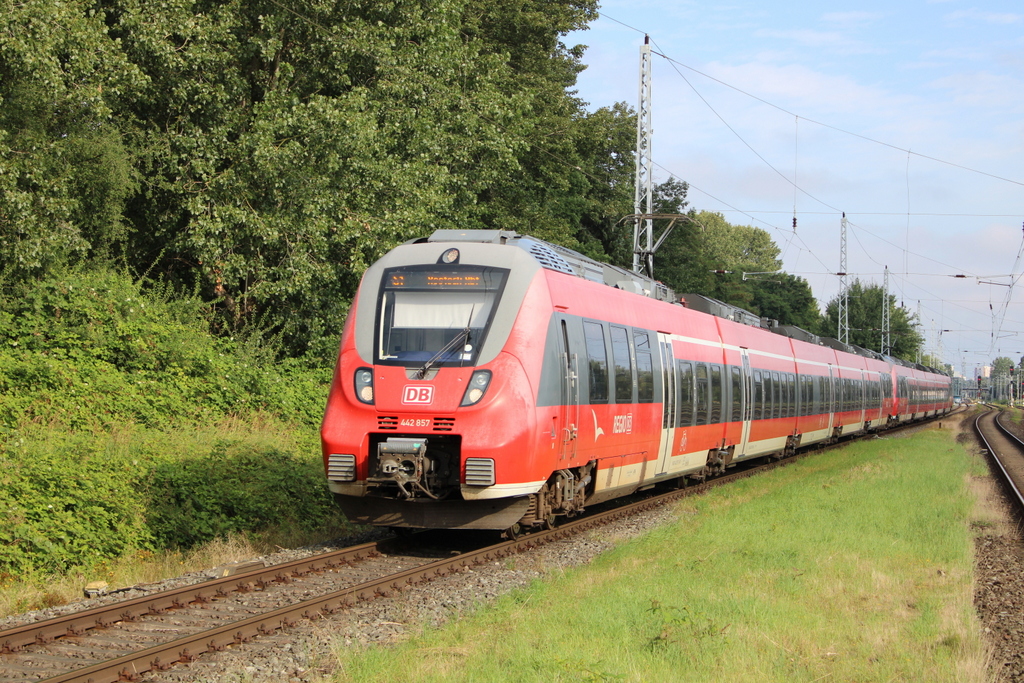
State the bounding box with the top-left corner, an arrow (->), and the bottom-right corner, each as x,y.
354,368 -> 375,404
461,370 -> 492,406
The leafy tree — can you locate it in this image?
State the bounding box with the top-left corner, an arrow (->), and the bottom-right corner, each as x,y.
653,205 -> 784,313
821,279 -> 922,359
0,0 -> 140,278
1,0 -> 626,359
992,356 -> 1015,375
750,273 -> 821,331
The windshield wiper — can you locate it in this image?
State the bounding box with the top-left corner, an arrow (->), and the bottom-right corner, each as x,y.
415,327 -> 471,379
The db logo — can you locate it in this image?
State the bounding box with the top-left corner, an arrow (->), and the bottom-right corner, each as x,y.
402,385 -> 434,404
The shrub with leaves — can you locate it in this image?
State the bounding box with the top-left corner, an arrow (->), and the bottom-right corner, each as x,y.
145,440 -> 342,549
0,436 -> 152,575
0,268 -> 329,431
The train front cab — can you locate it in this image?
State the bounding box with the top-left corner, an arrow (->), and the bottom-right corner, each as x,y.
321,236 -> 559,530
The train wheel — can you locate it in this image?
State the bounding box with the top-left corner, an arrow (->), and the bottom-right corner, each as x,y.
542,513 -> 557,531
503,523 -> 522,540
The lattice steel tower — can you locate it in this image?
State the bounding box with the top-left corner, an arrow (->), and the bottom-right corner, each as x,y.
882,265 -> 891,355
633,36 -> 653,276
838,213 -> 849,344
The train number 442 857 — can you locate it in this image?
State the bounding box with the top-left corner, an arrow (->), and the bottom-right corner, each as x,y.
400,418 -> 432,427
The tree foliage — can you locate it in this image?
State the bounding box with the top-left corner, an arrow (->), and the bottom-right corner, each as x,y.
750,273 -> 821,332
992,356 -> 1014,376
647,179 -> 816,326
821,279 -> 922,360
0,0 -> 635,358
2,1 -> 826,358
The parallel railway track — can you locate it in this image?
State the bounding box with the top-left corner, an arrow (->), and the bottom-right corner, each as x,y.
974,407 -> 1024,515
1,412 -> 955,683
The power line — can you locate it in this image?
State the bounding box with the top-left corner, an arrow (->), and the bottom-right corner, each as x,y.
638,47 -> 1024,189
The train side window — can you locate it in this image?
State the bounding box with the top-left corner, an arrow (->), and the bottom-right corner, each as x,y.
812,376 -> 821,415
583,321 -> 608,404
753,370 -> 763,420
634,330 -> 654,403
796,375 -> 803,417
610,326 -> 633,403
677,361 -> 694,427
787,373 -> 796,417
710,365 -> 723,424
771,371 -> 781,419
636,352 -> 654,403
806,376 -> 813,415
731,366 -> 742,422
799,375 -> 810,416
783,373 -> 791,418
795,375 -> 803,417
786,374 -> 794,417
695,364 -> 709,425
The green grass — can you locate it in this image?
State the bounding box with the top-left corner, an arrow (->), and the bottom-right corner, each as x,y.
333,424 -> 986,682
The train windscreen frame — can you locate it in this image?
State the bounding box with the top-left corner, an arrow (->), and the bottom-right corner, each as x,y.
375,265 -> 509,368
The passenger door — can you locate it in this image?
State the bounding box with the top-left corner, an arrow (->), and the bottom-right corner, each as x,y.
737,349 -> 752,455
558,317 -> 579,462
655,333 -> 675,476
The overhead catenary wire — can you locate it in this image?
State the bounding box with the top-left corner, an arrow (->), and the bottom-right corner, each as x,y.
593,12 -> 1021,366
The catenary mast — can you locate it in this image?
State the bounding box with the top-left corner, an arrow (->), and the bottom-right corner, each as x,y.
633,36 -> 653,276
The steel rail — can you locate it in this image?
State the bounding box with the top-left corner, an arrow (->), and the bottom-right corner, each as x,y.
0,539 -> 386,655
976,409 -> 1024,513
4,409 -> 958,683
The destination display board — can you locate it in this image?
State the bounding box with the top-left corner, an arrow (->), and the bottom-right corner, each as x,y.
385,269 -> 499,290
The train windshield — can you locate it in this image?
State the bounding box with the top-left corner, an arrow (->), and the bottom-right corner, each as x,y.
376,265 -> 509,367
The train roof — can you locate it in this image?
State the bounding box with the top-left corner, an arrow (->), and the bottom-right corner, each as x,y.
423,229 -> 678,303
420,230 -> 946,374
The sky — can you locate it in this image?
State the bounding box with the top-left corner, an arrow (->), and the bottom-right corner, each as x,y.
566,1 -> 1024,376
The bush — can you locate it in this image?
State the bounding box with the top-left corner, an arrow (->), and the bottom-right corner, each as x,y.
0,266 -> 342,574
0,436 -> 151,575
146,440 -> 342,548
0,267 -> 330,430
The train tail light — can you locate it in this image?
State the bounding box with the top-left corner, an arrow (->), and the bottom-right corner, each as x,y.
461,370 -> 492,406
354,368 -> 375,404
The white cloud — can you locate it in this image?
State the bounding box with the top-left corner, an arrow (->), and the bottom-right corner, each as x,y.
944,9 -> 1024,25
753,28 -> 882,55
820,11 -> 884,26
928,70 -> 1024,111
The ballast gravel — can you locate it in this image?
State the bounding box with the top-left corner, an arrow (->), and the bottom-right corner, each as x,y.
138,507 -> 679,683
976,412 -> 1024,681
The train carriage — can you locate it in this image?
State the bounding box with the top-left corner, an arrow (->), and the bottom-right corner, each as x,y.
321,230 -> 953,532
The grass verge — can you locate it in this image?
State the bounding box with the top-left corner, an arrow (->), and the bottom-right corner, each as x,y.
333,422 -> 987,682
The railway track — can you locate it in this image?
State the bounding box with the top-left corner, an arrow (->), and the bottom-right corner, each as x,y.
1,413 -> 955,683
974,407 -> 1024,515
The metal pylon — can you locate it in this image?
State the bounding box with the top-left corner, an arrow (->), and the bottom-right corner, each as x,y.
838,213 -> 849,345
633,36 -> 653,276
882,265 -> 891,355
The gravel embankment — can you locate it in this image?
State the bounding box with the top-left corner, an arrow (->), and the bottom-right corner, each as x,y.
976,411 -> 1024,681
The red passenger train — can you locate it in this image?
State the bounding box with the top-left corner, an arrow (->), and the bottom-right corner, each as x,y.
320,230 -> 953,533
